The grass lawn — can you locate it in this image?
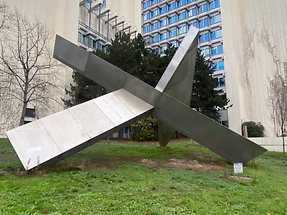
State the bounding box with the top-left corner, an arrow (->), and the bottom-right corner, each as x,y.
0,138 -> 287,215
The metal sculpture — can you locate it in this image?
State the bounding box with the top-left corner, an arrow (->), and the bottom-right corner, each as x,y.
6,27 -> 266,170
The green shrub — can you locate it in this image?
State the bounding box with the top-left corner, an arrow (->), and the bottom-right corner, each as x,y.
242,121 -> 265,137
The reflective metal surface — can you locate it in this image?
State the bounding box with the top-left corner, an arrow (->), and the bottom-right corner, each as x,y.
6,89 -> 153,170
6,30 -> 267,170
52,34 -> 266,164
155,27 -> 199,146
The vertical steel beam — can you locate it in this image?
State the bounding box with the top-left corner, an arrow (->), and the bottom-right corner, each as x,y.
98,3 -> 101,36
88,0 -> 92,48
115,16 -> 117,34
107,11 -> 110,41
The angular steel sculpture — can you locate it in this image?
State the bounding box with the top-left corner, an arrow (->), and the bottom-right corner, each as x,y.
6,27 -> 266,170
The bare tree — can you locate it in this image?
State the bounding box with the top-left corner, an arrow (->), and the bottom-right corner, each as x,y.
268,70 -> 287,153
0,9 -> 63,129
0,3 -> 8,31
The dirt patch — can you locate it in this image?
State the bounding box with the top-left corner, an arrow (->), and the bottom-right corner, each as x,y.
140,158 -> 226,172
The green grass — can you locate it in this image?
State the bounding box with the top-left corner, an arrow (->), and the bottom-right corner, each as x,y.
0,138 -> 287,214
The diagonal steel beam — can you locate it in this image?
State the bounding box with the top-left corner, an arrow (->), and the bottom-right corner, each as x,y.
6,89 -> 153,170
155,27 -> 199,146
53,34 -> 267,164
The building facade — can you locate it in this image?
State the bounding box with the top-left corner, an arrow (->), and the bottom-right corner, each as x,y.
2,0 -> 284,137
0,0 -> 79,136
78,0 -> 287,137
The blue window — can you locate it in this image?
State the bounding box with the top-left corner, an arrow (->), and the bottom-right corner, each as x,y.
152,21 -> 159,30
219,77 -> 225,86
168,2 -> 176,11
211,29 -> 222,39
169,29 -> 177,37
218,61 -> 224,70
160,18 -> 168,27
178,11 -> 186,20
190,21 -> 198,28
160,5 -> 167,14
160,32 -> 168,40
188,7 -> 197,17
199,4 -> 208,13
143,12 -> 150,21
143,1 -> 150,9
199,33 -> 209,42
143,25 -> 150,33
153,34 -> 159,42
177,0 -> 186,7
213,61 -> 224,70
210,0 -> 220,9
151,9 -> 159,18
201,48 -> 210,57
150,0 -> 158,5
212,45 -> 223,55
217,45 -> 223,53
178,25 -> 187,34
210,14 -> 221,24
199,18 -> 209,28
169,15 -> 177,24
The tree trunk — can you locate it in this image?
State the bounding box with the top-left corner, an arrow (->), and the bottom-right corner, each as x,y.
282,131 -> 285,154
19,101 -> 27,126
19,81 -> 29,126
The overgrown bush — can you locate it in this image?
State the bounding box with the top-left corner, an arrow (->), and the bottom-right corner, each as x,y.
131,115 -> 158,141
242,121 -> 265,137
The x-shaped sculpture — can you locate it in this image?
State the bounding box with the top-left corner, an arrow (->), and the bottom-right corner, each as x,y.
6,27 -> 266,171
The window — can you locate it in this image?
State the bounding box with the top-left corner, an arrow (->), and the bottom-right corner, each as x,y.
178,25 -> 187,34
78,33 -> 88,45
177,0 -> 186,7
211,29 -> 222,39
199,3 -> 208,13
209,0 -> 220,9
145,37 -> 152,45
190,21 -> 198,28
219,77 -> 225,86
152,21 -> 159,30
160,18 -> 168,27
199,33 -> 209,42
143,12 -> 150,21
201,47 -> 210,57
210,14 -> 221,24
143,25 -> 150,33
153,34 -> 159,42
160,32 -> 168,40
172,42 -> 179,47
178,11 -> 186,20
211,45 -> 223,55
169,29 -> 178,37
150,0 -> 158,5
168,2 -> 176,11
169,15 -> 177,24
152,9 -> 159,18
213,61 -> 224,70
188,7 -> 197,17
160,45 -> 168,54
160,5 -> 167,14
199,18 -> 209,28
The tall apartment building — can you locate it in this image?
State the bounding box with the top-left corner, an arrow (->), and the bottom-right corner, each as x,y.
142,0 -> 227,123
78,0 -> 287,138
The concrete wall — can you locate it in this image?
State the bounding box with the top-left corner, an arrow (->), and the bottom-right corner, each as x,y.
221,0 -> 287,137
249,137 -> 287,152
0,0 -> 78,136
107,0 -> 142,34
